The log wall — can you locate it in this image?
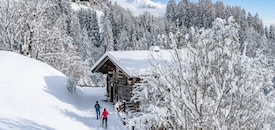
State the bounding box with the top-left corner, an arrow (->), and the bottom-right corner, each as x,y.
101,59 -> 141,103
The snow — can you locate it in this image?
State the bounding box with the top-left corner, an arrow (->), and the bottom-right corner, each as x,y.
110,0 -> 165,17
0,51 -> 126,130
70,2 -> 103,22
70,0 -> 165,18
91,49 -> 181,77
70,2 -> 103,32
71,2 -> 90,10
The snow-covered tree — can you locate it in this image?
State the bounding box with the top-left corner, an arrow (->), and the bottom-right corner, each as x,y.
0,0 -> 52,56
269,25 -> 275,42
129,25 -> 138,50
0,0 -> 18,51
198,0 -> 214,28
90,10 -> 100,47
165,0 -> 177,23
177,0 -> 189,27
128,17 -> 274,129
135,28 -> 149,50
117,29 -> 130,50
165,0 -> 177,34
243,26 -> 267,57
213,1 -> 225,19
101,10 -> 114,52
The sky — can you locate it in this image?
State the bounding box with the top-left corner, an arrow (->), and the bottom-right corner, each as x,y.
153,0 -> 275,26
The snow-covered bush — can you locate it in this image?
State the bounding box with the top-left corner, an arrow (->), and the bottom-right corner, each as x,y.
66,76 -> 77,94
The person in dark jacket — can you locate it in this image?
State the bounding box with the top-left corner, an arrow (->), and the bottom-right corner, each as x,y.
94,101 -> 101,119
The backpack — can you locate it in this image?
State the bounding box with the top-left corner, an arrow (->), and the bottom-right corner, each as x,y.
95,104 -> 100,109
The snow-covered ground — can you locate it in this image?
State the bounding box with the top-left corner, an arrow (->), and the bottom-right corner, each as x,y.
110,0 -> 166,17
0,51 -> 126,130
70,0 -> 165,17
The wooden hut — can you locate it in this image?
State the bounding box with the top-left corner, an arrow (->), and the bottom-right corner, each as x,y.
91,46 -> 176,103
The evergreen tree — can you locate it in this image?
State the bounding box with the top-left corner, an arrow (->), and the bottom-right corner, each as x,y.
213,1 -> 225,19
86,9 -> 94,40
198,0 -> 214,28
117,29 -> 130,50
90,10 -> 100,47
165,0 -> 177,34
165,0 -> 177,23
270,25 -> 275,42
177,0 -> 189,27
129,25 -> 138,50
101,10 -> 114,52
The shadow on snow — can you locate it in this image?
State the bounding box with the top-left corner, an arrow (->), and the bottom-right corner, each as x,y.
0,118 -> 54,130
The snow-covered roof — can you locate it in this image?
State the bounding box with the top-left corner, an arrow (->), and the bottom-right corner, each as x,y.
91,48 -> 177,77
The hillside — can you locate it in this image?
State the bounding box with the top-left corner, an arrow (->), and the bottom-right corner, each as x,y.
110,0 -> 166,16
0,51 -> 126,130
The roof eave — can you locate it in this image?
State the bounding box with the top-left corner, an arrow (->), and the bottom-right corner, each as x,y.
91,52 -> 132,78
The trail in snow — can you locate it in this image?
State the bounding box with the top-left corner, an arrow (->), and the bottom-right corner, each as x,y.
73,87 -> 126,130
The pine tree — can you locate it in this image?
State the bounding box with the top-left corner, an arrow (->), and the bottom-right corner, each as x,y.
117,29 -> 130,50
270,25 -> 275,42
213,1 -> 225,19
165,0 -> 177,23
101,10 -> 114,52
165,0 -> 177,34
129,25 -> 138,50
198,0 -> 214,28
86,9 -> 94,40
90,10 -> 100,47
177,0 -> 189,27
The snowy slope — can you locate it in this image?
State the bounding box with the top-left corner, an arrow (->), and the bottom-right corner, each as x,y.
110,0 -> 166,17
0,51 -> 126,130
70,0 -> 165,18
70,2 -> 103,20
128,0 -> 165,9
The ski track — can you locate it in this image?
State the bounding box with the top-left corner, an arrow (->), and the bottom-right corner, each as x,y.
67,86 -> 127,130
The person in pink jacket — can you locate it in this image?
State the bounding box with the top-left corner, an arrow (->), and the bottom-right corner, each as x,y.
101,108 -> 109,128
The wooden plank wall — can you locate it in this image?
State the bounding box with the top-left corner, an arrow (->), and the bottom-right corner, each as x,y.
106,65 -> 141,103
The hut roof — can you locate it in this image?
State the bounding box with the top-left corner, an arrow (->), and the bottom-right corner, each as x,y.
91,47 -> 189,77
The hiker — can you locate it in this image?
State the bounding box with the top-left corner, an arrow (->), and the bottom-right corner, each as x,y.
102,108 -> 109,128
94,101 -> 101,119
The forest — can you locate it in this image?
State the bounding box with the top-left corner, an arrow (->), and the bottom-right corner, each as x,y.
0,0 -> 274,86
0,0 -> 274,129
